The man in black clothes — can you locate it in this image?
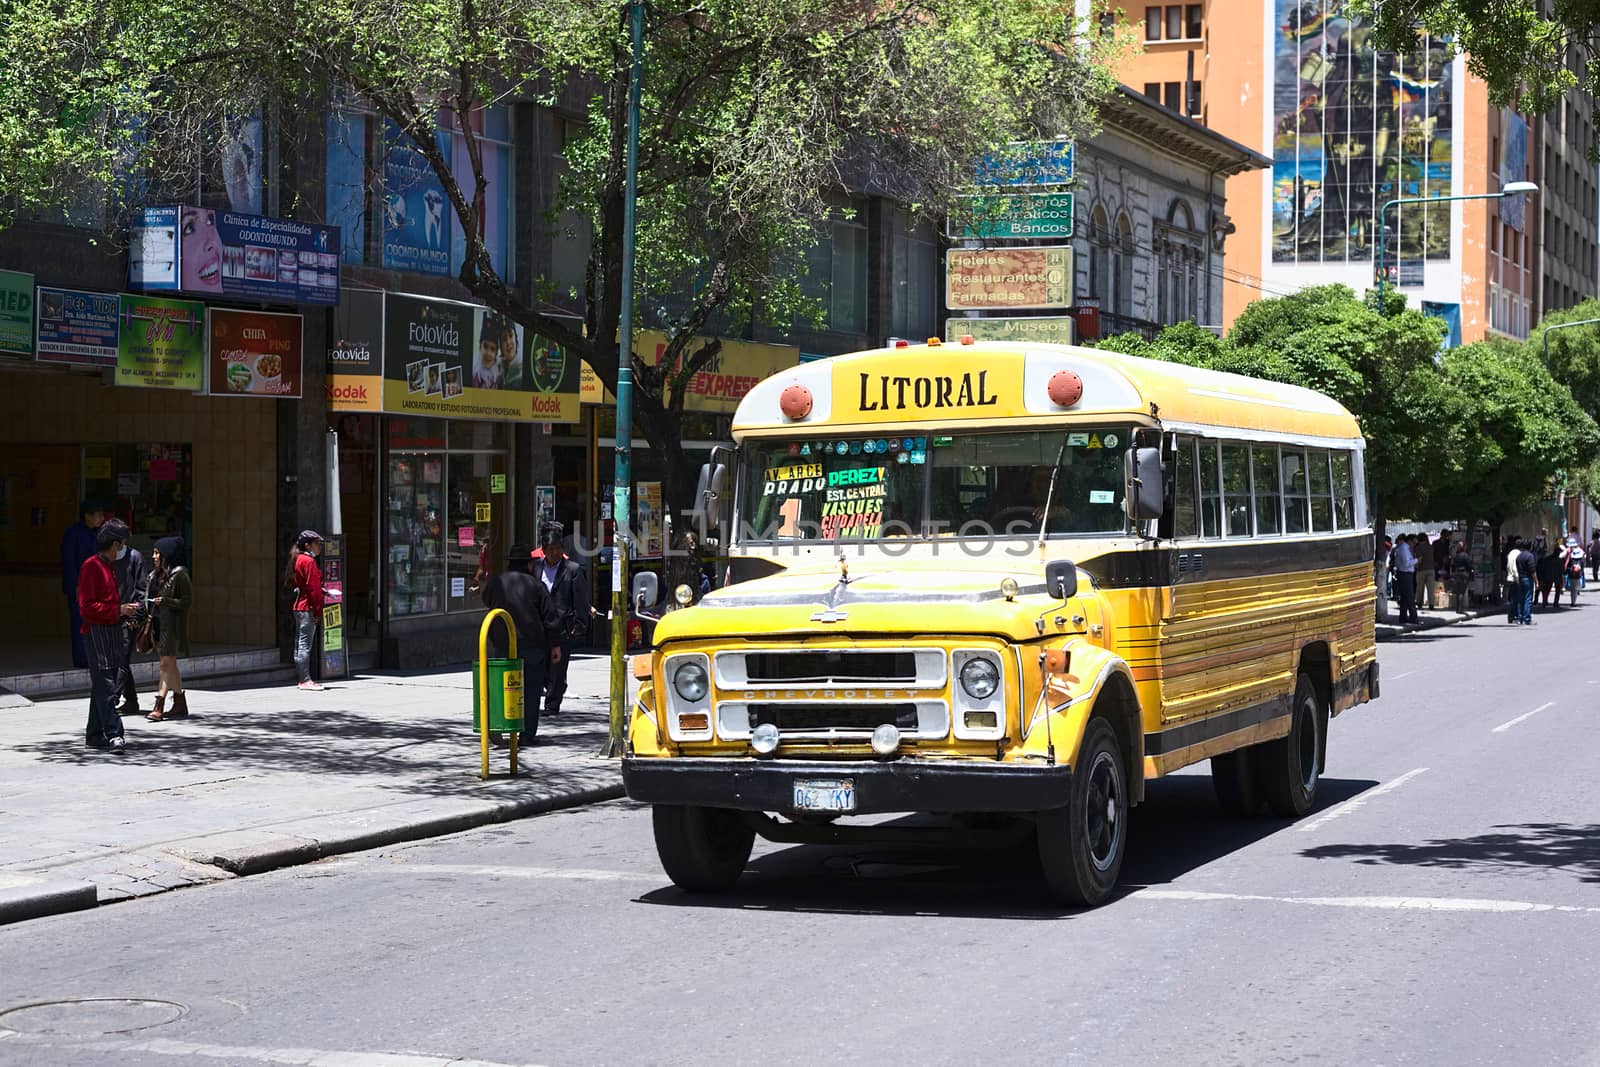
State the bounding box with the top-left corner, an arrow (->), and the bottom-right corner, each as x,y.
481,543 -> 564,742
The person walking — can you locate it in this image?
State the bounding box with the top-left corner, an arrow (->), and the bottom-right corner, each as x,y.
1535,541 -> 1561,607
111,531 -> 147,715
536,521 -> 590,717
1392,532 -> 1420,625
285,531 -> 325,691
481,543 -> 564,744
1515,538 -> 1537,625
1504,536 -> 1523,622
1589,530 -> 1600,583
60,501 -> 106,669
1425,528 -> 1451,611
1561,536 -> 1586,606
78,522 -> 136,751
1448,539 -> 1474,615
146,537 -> 192,721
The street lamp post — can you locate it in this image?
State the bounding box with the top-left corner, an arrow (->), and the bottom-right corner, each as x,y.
1375,181 -> 1539,311
1541,316 -> 1600,367
605,0 -> 645,759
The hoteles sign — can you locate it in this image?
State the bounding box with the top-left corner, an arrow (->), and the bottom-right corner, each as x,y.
946,246 -> 1073,311
128,205 -> 340,306
380,293 -> 580,423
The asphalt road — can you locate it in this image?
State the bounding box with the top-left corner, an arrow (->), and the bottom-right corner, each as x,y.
3,607 -> 1599,1066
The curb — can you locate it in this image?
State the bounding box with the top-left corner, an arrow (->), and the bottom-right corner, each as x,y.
1375,604 -> 1504,641
0,873 -> 99,927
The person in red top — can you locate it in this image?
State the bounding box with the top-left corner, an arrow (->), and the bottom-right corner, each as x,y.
79,521 -> 138,751
283,530 -> 325,691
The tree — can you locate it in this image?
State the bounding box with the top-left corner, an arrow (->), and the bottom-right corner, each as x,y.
1358,0 -> 1600,126
1532,298 -> 1600,418
5,0 -> 1123,546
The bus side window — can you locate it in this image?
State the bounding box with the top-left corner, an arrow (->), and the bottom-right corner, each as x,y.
1282,450 -> 1309,534
1252,445 -> 1282,535
1221,443 -> 1252,537
1198,440 -> 1221,538
1308,450 -> 1334,532
1331,451 -> 1356,529
1169,436 -> 1197,539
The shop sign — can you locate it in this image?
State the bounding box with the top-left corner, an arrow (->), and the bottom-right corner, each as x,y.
327,288 -> 385,412
974,140 -> 1075,187
945,315 -> 1076,345
127,205 -> 340,306
381,293 -> 580,423
381,120 -> 452,276
579,330 -> 800,413
115,294 -> 206,391
36,286 -> 120,366
0,270 -> 34,355
207,308 -> 303,398
946,246 -> 1073,311
953,192 -> 1074,239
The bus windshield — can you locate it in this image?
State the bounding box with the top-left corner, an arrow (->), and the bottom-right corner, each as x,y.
738,428 -> 1130,542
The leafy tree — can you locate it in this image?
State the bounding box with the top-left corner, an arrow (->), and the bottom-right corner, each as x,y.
4,0 -> 1123,540
1531,298 -> 1600,418
1357,0 -> 1600,127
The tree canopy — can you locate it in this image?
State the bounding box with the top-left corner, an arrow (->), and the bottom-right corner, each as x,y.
3,0 -> 1123,529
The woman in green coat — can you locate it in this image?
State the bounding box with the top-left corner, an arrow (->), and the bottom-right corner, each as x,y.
147,537 -> 192,721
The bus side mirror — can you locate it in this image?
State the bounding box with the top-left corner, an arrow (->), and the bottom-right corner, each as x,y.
692,461 -> 728,531
1045,560 -> 1078,600
632,571 -> 659,613
1124,447 -> 1164,521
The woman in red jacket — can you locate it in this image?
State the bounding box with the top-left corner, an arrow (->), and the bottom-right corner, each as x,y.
79,522 -> 137,751
283,530 -> 325,691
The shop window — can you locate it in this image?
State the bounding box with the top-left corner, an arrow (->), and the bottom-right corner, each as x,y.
83,444 -> 194,555
890,207 -> 938,340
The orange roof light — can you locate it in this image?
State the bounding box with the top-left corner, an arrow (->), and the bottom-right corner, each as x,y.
960,335 -> 975,345
927,337 -> 942,346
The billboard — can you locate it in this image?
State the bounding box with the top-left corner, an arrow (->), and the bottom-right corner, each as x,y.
381,294 -> 579,422
35,287 -> 119,366
382,121 -> 452,276
0,270 -> 33,355
1271,1 -> 1454,265
946,247 -> 1073,310
327,288 -> 385,413
127,206 -> 341,305
207,308 -> 303,398
116,294 -> 206,391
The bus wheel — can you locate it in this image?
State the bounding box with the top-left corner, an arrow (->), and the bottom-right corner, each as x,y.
1210,748 -> 1261,817
1037,717 -> 1128,907
651,805 -> 755,893
1257,673 -> 1324,818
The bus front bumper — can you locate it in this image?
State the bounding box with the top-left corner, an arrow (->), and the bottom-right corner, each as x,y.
622,757 -> 1074,815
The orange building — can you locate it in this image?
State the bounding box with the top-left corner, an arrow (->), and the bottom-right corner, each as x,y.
1112,0 -> 1597,341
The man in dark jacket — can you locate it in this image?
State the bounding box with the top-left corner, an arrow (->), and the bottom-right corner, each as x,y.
481,543 -> 563,742
79,522 -> 136,751
1515,539 -> 1537,624
537,521 -> 591,717
111,530 -> 147,715
60,501 -> 105,668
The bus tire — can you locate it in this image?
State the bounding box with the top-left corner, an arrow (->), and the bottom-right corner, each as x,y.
1257,672 -> 1324,818
1210,748 -> 1261,817
651,805 -> 755,893
1037,717 -> 1128,907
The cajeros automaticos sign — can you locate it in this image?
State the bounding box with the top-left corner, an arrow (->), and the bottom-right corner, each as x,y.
364,293 -> 580,423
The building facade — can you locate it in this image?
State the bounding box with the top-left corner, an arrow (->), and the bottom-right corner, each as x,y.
1115,0 -> 1599,339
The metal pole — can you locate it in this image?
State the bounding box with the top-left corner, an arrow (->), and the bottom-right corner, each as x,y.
1376,197 -> 1397,312
606,0 -> 644,759
1377,191 -> 1519,312
1541,316 -> 1600,367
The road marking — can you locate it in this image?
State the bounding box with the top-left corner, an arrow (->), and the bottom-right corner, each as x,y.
1134,889 -> 1600,914
0,1034 -> 546,1067
1389,671 -> 1415,681
1296,767 -> 1429,833
1492,702 -> 1556,734
321,861 -> 653,883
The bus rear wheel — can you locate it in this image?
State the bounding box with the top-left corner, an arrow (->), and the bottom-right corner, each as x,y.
651,805 -> 755,893
1256,672 -> 1325,818
1037,717 -> 1128,907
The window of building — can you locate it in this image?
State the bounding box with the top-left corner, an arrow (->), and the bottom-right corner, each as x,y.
1145,6 -> 1161,39
1165,4 -> 1182,39
1144,82 -> 1161,101
890,207 -> 938,340
447,106 -> 516,282
1186,4 -> 1203,37
1163,82 -> 1182,111
326,106 -> 371,265
799,195 -> 868,335
1090,203 -> 1112,309
1114,213 -> 1135,318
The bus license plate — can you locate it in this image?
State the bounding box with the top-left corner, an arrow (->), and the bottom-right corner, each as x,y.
793,778 -> 855,812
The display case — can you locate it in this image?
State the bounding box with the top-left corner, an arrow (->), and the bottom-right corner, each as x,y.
385,455 -> 445,616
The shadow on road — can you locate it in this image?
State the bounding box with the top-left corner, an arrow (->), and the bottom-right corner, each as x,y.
635,774 -> 1380,919
1300,823 -> 1600,884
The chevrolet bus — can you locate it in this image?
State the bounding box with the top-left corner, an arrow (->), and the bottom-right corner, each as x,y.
622,338 -> 1378,906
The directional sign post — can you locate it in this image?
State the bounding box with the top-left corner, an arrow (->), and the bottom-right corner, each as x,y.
956,192 -> 1075,240
974,140 -> 1076,187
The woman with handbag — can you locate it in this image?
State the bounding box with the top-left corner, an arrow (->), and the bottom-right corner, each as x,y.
146,537 -> 193,721
284,530 -> 324,691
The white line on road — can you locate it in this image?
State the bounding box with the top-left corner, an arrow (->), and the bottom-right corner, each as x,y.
1295,767 -> 1429,833
0,1034 -> 548,1067
1134,889 -> 1600,915
1492,702 -> 1556,734
1389,671 -> 1415,681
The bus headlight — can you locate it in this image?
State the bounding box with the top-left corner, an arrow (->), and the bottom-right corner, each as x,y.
999,577 -> 1020,601
959,657 -> 1000,700
751,722 -> 780,755
674,583 -> 694,606
673,660 -> 709,702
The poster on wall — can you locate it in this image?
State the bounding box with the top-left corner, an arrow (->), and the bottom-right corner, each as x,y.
127,205 -> 340,305
1501,112 -> 1529,232
381,121 -> 452,276
35,287 -> 119,366
536,485 -> 556,523
1271,0 -> 1454,265
637,481 -> 664,558
207,308 -> 303,397
327,287 -> 385,412
116,294 -> 206,391
381,293 -> 580,422
0,270 -> 34,356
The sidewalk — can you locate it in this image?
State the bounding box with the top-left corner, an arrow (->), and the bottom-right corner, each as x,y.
1375,600 -> 1506,640
0,655 -> 622,925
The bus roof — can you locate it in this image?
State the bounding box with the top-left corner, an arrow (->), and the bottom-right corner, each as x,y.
731,341 -> 1363,447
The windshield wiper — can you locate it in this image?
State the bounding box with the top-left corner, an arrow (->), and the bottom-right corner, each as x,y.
1037,430 -> 1072,547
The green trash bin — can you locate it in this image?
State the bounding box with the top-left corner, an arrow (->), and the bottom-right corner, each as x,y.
472,658 -> 534,736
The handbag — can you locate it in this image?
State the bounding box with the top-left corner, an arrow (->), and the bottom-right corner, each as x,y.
133,612 -> 156,654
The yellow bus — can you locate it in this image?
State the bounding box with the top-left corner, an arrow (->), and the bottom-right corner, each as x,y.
622,338 -> 1378,906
